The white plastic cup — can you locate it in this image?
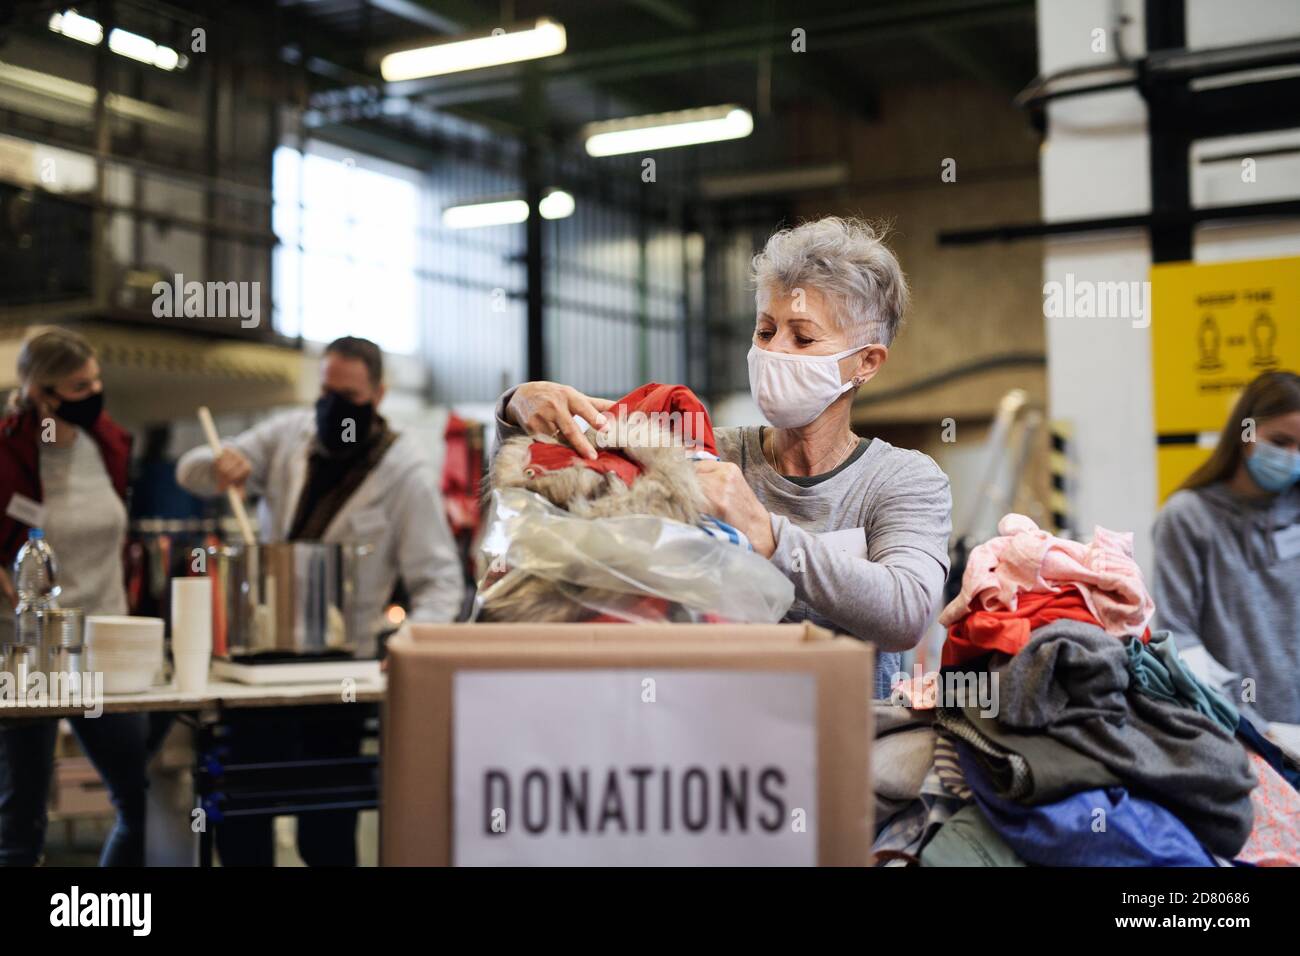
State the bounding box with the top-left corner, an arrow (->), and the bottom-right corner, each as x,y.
170,577 -> 213,656
171,578 -> 212,693
173,652 -> 210,694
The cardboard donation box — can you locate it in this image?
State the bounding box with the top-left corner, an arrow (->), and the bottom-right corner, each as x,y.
382,622 -> 873,866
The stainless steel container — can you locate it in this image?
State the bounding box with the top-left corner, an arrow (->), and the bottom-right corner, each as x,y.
0,642 -> 40,694
205,542 -> 374,659
1,609 -> 85,701
37,607 -> 85,678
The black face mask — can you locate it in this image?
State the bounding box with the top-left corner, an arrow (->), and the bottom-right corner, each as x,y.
49,390 -> 104,430
315,390 -> 374,455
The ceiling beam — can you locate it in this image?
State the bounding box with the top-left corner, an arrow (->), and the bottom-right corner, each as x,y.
362,0 -> 465,34
383,0 -> 1035,100
624,0 -> 699,31
777,54 -> 878,122
922,28 -> 1026,92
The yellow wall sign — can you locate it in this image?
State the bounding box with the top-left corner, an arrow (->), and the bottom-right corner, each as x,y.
1151,256 -> 1300,501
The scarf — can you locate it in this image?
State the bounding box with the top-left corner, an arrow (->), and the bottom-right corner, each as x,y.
287,415 -> 397,541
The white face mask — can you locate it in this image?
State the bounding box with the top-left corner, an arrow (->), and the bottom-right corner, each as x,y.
747,343 -> 866,428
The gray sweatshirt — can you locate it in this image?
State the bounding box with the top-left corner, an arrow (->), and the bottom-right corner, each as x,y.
1152,482 -> 1300,724
493,394 -> 952,697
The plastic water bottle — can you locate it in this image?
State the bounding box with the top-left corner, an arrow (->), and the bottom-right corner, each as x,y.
14,528 -> 60,646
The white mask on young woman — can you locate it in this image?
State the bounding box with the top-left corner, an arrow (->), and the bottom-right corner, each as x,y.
747,343 -> 867,429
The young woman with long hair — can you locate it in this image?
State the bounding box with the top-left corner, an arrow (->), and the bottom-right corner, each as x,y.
1152,370 -> 1300,724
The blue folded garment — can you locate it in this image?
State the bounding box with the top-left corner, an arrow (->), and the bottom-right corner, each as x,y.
955,741 -> 1217,867
1238,714 -> 1300,793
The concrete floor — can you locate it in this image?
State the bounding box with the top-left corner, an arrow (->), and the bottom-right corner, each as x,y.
44,809 -> 380,867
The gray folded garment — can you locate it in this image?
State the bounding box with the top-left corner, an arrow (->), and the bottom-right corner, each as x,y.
933,708 -> 1033,800
935,704 -> 1123,805
871,703 -> 936,810
994,618 -> 1257,858
874,700 -> 934,736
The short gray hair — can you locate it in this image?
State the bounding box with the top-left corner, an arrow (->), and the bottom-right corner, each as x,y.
751,216 -> 910,346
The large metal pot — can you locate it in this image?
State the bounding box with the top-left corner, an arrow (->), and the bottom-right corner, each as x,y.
205,542 -> 374,659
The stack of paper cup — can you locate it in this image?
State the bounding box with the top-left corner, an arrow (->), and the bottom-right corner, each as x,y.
171,577 -> 213,693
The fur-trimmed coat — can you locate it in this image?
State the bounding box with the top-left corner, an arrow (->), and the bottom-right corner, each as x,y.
483,413 -> 713,622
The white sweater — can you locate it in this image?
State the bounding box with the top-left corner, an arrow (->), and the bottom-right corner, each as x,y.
40,430 -> 130,619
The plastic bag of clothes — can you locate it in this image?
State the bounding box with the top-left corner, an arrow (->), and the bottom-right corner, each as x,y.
473,487 -> 794,624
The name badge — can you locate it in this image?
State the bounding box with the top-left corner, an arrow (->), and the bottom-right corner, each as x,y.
350,506 -> 387,539
816,527 -> 868,560
1274,524 -> 1300,562
5,493 -> 46,528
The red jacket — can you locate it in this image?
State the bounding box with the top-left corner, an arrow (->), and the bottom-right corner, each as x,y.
0,407 -> 133,568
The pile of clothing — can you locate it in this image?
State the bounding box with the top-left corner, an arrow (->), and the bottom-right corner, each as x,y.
873,514 -> 1300,867
477,383 -> 794,624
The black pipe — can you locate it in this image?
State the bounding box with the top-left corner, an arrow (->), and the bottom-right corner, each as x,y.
854,352 -> 1047,408
937,199 -> 1300,246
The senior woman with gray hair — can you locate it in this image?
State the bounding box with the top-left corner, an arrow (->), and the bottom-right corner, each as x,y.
497,216 -> 952,696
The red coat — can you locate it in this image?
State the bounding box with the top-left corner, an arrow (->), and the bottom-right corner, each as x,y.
0,407 -> 133,568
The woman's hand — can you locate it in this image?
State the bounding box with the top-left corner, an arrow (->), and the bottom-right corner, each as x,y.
506,382 -> 614,460
695,460 -> 777,558
0,567 -> 14,605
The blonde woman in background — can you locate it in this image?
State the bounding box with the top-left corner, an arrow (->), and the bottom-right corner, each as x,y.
0,327 -> 150,866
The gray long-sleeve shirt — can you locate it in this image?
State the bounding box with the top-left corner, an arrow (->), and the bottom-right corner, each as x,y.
176,408 -> 464,655
493,393 -> 952,696
718,426 -> 951,696
1152,482 -> 1300,724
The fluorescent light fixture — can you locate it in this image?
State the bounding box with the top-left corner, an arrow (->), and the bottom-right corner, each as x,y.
109,28 -> 152,63
583,105 -> 753,157
107,27 -> 184,70
443,198 -> 529,229
48,10 -> 186,71
538,189 -> 574,220
49,10 -> 103,45
381,18 -> 566,82
152,44 -> 181,71
443,189 -> 575,229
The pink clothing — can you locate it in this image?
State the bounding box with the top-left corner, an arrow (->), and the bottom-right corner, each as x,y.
940,514 -> 1155,638
1237,753 -> 1300,867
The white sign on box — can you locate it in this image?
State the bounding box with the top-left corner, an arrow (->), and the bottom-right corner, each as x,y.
453,669 -> 818,866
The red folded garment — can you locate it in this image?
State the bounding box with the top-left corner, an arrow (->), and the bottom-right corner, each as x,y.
609,382 -> 717,457
527,441 -> 643,486
523,382 -> 717,488
941,586 -> 1149,667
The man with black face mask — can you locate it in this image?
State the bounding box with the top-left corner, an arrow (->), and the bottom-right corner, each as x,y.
175,336 -> 463,865
178,336 -> 463,638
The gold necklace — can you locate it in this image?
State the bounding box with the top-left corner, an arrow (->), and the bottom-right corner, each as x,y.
766,430 -> 858,475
